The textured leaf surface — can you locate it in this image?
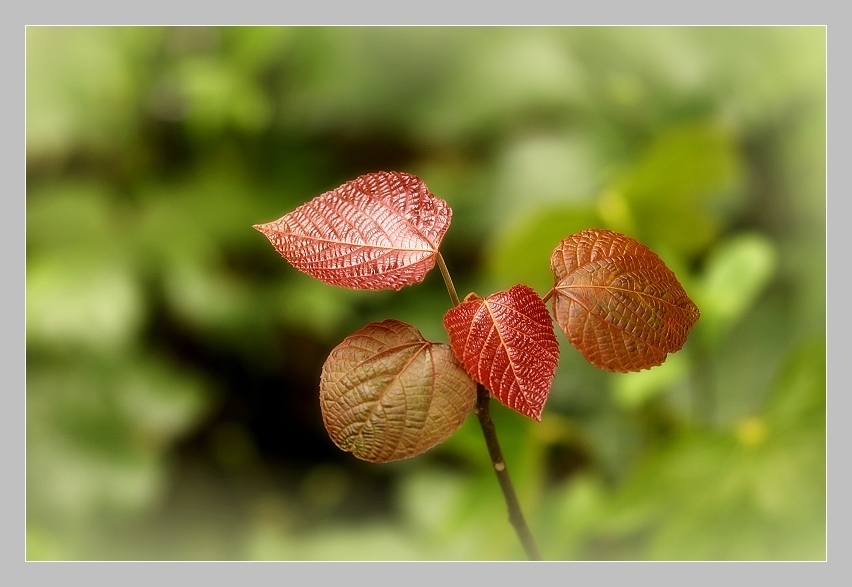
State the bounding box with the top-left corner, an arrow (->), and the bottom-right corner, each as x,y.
320,320 -> 476,463
443,285 -> 559,421
254,171 -> 451,291
550,229 -> 700,372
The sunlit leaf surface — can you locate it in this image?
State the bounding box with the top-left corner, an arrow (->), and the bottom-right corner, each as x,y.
443,285 -> 559,421
551,229 -> 700,372
320,320 -> 476,463
254,171 -> 451,291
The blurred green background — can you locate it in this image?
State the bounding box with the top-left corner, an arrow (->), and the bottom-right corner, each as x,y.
25,26 -> 825,560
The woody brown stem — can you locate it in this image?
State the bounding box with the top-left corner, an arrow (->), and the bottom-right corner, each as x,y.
473,384 -> 542,561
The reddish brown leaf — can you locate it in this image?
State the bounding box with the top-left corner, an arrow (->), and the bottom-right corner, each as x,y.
443,285 -> 559,421
254,171 -> 451,291
550,229 -> 700,372
320,320 -> 476,463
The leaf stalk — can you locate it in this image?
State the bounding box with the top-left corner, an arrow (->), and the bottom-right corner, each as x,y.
436,252 -> 461,307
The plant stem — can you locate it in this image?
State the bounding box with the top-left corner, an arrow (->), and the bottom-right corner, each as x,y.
436,252 -> 461,307
474,384 -> 542,561
437,252 -> 541,560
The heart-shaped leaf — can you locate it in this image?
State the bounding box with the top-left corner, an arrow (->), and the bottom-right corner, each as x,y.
254,171 -> 451,291
550,229 -> 700,373
443,285 -> 559,421
320,319 -> 476,463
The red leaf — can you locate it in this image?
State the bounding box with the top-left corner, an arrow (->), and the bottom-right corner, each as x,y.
320,320 -> 476,463
443,285 -> 559,421
254,171 -> 451,291
550,229 -> 700,372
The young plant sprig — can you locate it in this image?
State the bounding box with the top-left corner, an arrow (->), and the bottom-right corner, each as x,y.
254,171 -> 700,560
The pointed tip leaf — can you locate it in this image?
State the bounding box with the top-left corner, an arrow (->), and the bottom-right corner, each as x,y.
443,285 -> 559,421
550,228 -> 700,373
254,171 -> 451,291
320,319 -> 476,463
